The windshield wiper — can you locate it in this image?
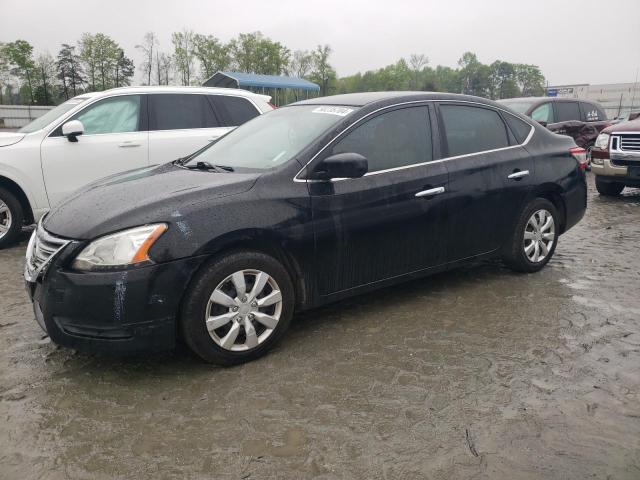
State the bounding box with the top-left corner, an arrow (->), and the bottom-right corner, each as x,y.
185,161 -> 233,172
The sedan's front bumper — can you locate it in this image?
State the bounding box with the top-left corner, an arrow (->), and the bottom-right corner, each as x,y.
25,252 -> 208,355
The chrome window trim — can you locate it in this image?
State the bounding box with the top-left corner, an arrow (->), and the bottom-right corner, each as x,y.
46,92 -> 261,138
293,99 -> 535,183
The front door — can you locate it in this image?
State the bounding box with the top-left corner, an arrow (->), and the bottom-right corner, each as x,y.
40,94 -> 148,207
309,104 -> 449,295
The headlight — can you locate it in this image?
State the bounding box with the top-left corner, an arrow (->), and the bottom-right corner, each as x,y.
72,224 -> 167,271
594,133 -> 610,150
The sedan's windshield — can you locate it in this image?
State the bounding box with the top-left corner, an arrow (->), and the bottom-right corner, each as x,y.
498,100 -> 536,115
18,97 -> 89,133
185,105 -> 357,170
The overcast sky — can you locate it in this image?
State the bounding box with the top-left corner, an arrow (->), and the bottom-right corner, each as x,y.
1,0 -> 639,86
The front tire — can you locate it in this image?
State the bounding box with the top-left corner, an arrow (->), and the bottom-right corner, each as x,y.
504,198 -> 559,273
180,250 -> 295,365
595,177 -> 624,196
0,188 -> 24,249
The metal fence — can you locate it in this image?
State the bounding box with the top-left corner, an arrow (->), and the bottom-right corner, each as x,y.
0,105 -> 54,128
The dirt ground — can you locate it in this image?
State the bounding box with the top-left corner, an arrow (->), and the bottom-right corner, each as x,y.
1,174 -> 639,479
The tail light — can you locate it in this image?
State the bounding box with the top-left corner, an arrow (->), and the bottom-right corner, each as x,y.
570,147 -> 588,170
268,102 -> 277,109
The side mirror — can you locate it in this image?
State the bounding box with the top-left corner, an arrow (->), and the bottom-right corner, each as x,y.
62,120 -> 85,142
536,120 -> 548,128
313,152 -> 368,180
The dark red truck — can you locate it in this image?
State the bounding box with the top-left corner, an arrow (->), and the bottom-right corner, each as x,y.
498,97 -> 614,150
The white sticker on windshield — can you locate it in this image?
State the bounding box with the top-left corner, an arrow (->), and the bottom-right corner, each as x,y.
312,106 -> 354,116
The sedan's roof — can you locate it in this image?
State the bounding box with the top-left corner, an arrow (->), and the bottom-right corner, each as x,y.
294,91 -> 499,108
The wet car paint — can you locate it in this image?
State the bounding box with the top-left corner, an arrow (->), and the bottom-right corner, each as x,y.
1,175 -> 639,479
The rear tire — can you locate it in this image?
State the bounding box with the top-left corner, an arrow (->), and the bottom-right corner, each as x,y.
595,177 -> 624,196
503,198 -> 559,273
180,250 -> 295,366
0,188 -> 24,249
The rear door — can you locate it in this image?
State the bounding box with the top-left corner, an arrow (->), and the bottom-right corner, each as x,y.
210,95 -> 263,127
437,102 -> 534,262
580,102 -> 606,122
310,104 -> 449,295
40,94 -> 148,206
148,93 -> 231,164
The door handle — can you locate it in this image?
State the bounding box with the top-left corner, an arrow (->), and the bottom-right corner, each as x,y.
118,141 -> 141,148
415,186 -> 445,198
508,170 -> 530,179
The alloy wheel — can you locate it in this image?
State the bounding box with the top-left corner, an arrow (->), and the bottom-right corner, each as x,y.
205,269 -> 283,352
523,209 -> 555,263
0,200 -> 12,240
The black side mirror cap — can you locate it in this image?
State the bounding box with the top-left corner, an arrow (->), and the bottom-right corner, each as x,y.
312,152 -> 368,180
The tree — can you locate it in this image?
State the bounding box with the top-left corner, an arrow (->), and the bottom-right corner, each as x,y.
458,52 -> 491,97
79,33 -> 132,91
34,52 -> 57,105
114,50 -> 134,87
4,39 -> 35,104
156,51 -> 172,85
409,54 -> 428,89
310,44 -> 335,96
515,64 -> 545,97
172,29 -> 196,85
78,33 -> 97,91
489,60 -> 519,99
93,33 -> 119,90
136,32 -> 158,85
0,43 -> 11,104
57,44 -> 84,99
228,32 -> 290,75
193,33 -> 230,81
288,50 -> 313,78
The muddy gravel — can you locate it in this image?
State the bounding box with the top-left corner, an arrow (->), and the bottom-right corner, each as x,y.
1,174 -> 639,479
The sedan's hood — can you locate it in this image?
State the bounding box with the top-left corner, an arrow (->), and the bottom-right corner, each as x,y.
44,163 -> 260,239
0,132 -> 26,147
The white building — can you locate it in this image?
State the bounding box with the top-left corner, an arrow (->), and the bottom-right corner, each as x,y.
547,82 -> 640,119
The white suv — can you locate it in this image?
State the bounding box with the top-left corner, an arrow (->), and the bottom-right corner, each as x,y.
0,86 -> 272,247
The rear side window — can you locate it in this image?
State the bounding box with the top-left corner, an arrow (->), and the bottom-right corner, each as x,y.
555,101 -> 581,122
440,105 -> 509,157
531,103 -> 554,123
149,94 -> 219,130
503,114 -> 532,144
211,96 -> 260,126
581,102 -> 606,122
332,106 -> 432,172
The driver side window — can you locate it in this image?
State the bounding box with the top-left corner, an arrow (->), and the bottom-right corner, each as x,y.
331,106 -> 433,172
530,102 -> 554,123
71,95 -> 141,135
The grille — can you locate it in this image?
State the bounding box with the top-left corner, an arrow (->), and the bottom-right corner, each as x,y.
25,221 -> 70,281
620,134 -> 640,152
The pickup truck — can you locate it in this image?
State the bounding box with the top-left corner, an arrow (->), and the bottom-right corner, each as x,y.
590,118 -> 640,195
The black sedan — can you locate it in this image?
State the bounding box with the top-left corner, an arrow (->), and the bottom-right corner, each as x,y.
25,92 -> 588,365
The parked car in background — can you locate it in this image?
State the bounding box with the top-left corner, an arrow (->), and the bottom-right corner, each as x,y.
590,117 -> 640,195
0,86 -> 272,248
25,92 -> 587,365
498,97 -> 613,151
